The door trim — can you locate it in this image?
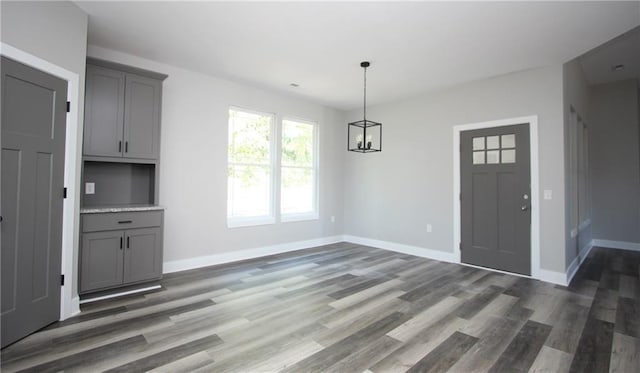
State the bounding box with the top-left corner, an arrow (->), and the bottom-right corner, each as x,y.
453,116 -> 540,279
1,43 -> 82,320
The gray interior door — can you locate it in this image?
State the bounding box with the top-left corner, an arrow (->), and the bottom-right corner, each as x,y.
460,124 -> 531,275
1,57 -> 67,347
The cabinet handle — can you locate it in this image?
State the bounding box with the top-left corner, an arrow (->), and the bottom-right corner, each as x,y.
127,236 -> 130,249
120,237 -> 123,249
118,220 -> 132,224
118,141 -> 122,153
125,141 -> 128,153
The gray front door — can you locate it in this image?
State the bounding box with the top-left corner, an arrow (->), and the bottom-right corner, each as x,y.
460,124 -> 531,275
1,57 -> 67,347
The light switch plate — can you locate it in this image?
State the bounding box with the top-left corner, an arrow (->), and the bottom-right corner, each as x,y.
85,182 -> 95,195
330,216 -> 336,223
427,224 -> 432,233
544,190 -> 552,200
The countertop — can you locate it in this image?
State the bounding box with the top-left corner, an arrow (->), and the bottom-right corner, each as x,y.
80,205 -> 166,214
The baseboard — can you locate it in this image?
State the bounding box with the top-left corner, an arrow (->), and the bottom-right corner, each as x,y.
344,235 -> 571,285
342,235 -> 457,263
79,285 -> 162,305
60,296 -> 81,321
565,240 -> 594,285
162,235 -> 344,274
71,296 -> 81,316
592,239 -> 640,252
537,269 -> 568,286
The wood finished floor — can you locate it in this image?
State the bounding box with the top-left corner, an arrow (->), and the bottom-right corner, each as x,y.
1,243 -> 639,372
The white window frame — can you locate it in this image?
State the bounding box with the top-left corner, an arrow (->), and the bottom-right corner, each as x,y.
227,106 -> 276,228
280,117 -> 319,223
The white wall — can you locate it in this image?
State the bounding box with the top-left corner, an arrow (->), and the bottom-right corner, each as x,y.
87,46 -> 346,267
562,58 -> 592,269
1,0 -> 88,303
344,66 -> 567,273
590,80 -> 640,244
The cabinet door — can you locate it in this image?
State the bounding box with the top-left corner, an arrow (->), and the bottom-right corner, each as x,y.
80,231 -> 124,293
83,65 -> 125,157
123,227 -> 162,283
123,74 -> 162,159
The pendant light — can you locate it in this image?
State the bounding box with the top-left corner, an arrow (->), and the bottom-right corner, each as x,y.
348,61 -> 382,153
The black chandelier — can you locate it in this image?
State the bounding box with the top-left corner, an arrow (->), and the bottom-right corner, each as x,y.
348,61 -> 381,153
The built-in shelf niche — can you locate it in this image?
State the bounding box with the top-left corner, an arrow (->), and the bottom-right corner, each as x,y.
82,161 -> 156,207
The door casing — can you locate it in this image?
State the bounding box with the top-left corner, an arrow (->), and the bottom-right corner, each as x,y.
453,116 -> 541,279
1,42 -> 82,321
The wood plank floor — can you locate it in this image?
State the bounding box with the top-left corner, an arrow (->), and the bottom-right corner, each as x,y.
1,243 -> 639,372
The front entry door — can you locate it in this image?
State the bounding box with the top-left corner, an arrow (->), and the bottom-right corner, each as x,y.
460,123 -> 531,275
1,56 -> 68,347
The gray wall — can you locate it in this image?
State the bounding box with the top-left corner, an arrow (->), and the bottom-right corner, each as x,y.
1,1 -> 88,298
589,80 -> 640,244
87,46 -> 346,264
344,65 -> 567,273
562,58 -> 592,269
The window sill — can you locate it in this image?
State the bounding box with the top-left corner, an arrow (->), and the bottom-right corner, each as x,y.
227,216 -> 276,228
281,212 -> 319,223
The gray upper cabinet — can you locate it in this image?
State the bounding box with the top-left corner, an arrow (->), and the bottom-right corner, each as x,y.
124,75 -> 162,159
83,59 -> 166,161
84,65 -> 125,157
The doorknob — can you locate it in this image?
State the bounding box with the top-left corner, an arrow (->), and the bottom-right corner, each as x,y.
521,205 -> 528,211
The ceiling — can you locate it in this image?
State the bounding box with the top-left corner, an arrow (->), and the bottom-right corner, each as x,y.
579,26 -> 640,85
75,1 -> 640,110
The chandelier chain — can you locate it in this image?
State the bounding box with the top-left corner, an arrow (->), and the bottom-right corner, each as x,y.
363,65 -> 367,121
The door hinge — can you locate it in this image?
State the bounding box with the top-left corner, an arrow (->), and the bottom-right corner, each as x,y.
66,101 -> 71,113
459,242 -> 463,251
60,274 -> 65,286
63,187 -> 68,199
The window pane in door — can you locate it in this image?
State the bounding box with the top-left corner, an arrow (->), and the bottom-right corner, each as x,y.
486,136 -> 500,149
501,149 -> 516,163
473,151 -> 485,164
473,137 -> 485,150
487,150 -> 500,164
501,134 -> 515,148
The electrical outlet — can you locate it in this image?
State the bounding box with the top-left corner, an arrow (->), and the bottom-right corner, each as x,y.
85,182 -> 95,195
427,224 -> 432,233
544,189 -> 552,200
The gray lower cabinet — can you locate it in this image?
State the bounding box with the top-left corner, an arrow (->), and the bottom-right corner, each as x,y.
81,231 -> 125,292
124,227 -> 163,284
80,211 -> 163,294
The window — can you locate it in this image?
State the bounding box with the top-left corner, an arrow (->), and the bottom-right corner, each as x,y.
281,119 -> 318,221
227,108 -> 275,227
472,134 -> 516,165
227,109 -> 319,227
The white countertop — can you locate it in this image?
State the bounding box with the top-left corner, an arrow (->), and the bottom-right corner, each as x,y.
80,205 -> 165,214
